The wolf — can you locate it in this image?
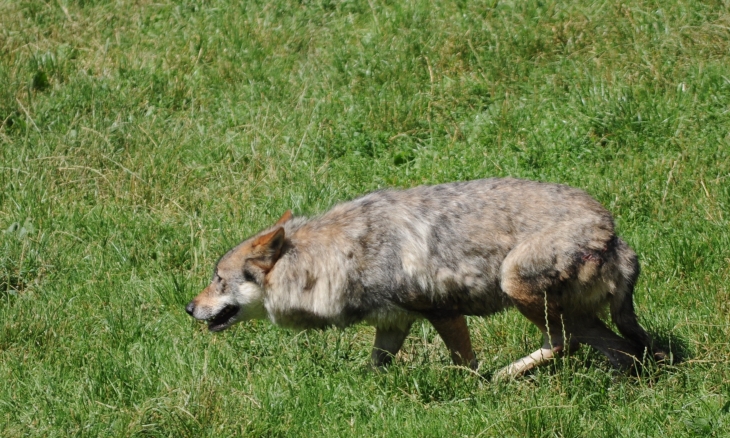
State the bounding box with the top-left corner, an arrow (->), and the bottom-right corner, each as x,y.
186,178 -> 664,378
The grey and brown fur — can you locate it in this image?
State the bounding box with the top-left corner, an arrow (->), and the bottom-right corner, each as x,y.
186,178 -> 665,378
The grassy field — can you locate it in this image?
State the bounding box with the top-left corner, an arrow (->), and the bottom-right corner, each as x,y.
1,0 -> 729,436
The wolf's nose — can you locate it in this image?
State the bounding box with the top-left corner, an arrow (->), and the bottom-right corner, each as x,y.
185,301 -> 195,316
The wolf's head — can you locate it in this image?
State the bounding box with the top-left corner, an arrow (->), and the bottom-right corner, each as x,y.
185,211 -> 292,332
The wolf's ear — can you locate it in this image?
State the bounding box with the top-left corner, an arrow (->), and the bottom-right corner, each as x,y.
251,227 -> 286,270
274,210 -> 293,226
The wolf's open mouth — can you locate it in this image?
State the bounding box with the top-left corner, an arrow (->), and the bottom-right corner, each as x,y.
207,304 -> 241,332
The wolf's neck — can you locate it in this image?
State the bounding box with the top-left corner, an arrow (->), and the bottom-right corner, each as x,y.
264,221 -> 354,329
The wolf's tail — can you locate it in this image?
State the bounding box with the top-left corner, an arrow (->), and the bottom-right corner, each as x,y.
609,238 -> 659,357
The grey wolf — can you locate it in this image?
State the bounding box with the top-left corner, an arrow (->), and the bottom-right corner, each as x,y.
186,178 -> 664,378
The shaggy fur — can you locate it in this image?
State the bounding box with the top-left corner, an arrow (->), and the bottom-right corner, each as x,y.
186,178 -> 664,377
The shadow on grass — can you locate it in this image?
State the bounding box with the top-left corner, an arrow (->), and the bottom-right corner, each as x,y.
0,275 -> 25,302
651,327 -> 691,367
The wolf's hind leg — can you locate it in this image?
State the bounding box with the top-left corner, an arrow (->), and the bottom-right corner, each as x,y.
427,315 -> 478,370
493,332 -> 577,380
572,317 -> 645,371
371,324 -> 412,368
498,287 -> 568,378
498,231 -> 610,375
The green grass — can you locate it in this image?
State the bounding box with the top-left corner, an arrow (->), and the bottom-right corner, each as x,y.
2,0 -> 729,436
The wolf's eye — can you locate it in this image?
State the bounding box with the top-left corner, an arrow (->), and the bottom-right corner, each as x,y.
243,270 -> 256,283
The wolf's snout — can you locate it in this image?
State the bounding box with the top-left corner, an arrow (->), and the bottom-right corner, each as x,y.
185,301 -> 195,316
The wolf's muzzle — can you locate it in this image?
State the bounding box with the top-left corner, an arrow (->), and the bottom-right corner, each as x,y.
185,300 -> 241,332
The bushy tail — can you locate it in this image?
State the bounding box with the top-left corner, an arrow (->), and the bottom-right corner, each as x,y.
609,239 -> 660,357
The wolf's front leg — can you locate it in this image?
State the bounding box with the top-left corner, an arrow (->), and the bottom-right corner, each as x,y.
371,325 -> 412,368
427,315 -> 478,370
